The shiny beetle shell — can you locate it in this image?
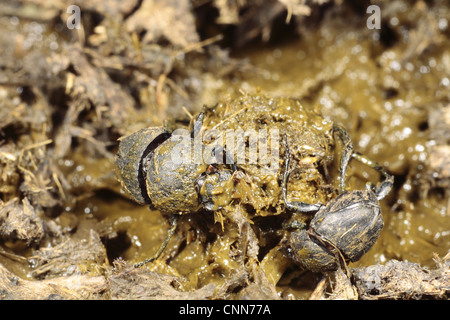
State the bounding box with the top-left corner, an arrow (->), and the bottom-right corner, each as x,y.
284,189 -> 384,272
312,189 -> 383,261
115,127 -> 170,204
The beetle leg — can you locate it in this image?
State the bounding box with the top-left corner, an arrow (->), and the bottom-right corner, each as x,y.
351,151 -> 394,200
333,125 -> 393,200
191,112 -> 205,139
282,134 -> 322,213
333,124 -> 354,194
134,214 -> 179,268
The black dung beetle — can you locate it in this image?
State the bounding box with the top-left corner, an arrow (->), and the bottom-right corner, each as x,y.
115,113 -> 237,267
281,134 -> 394,272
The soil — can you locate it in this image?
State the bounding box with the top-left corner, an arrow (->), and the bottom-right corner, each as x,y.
0,0 -> 448,300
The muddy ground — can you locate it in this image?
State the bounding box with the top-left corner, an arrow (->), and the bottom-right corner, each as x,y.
0,0 -> 449,300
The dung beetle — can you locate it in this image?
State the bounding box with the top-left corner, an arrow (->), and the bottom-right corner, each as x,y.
115,104 -> 393,271
281,133 -> 394,272
115,113 -> 237,267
